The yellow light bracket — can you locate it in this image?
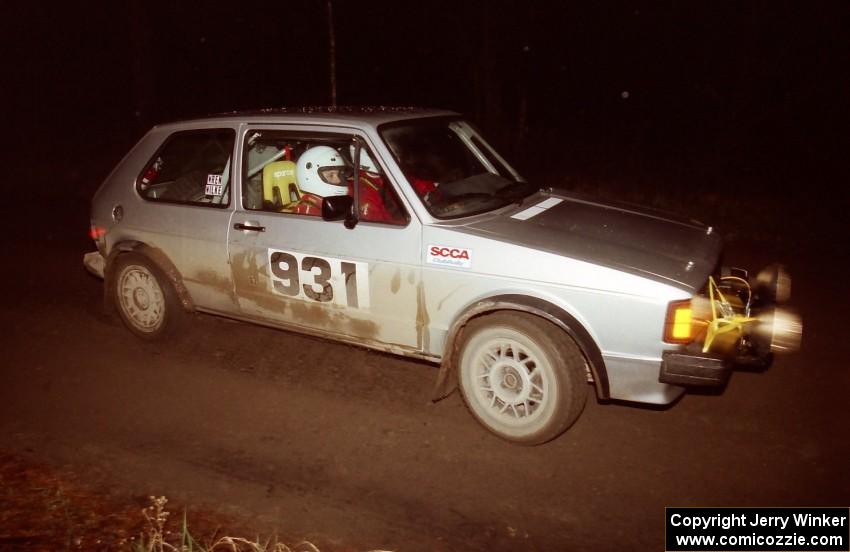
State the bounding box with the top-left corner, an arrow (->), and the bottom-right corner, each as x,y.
702,276 -> 757,353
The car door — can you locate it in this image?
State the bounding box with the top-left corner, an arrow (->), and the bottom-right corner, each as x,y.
227,125 -> 424,353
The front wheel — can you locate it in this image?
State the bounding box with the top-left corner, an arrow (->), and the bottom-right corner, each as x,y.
112,253 -> 184,341
458,312 -> 588,445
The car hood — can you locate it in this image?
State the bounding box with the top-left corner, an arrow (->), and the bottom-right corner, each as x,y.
460,190 -> 723,291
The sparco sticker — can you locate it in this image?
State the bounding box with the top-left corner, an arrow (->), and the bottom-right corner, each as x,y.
427,245 -> 472,269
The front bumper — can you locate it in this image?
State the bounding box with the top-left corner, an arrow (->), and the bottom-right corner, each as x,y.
659,349 -> 731,387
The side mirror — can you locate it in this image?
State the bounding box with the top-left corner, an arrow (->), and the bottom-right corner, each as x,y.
322,195 -> 357,228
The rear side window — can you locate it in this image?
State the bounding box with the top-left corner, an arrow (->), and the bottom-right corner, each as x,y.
137,129 -> 235,207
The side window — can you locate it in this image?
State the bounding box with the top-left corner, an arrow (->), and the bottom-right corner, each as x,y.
137,129 -> 235,207
242,130 -> 408,226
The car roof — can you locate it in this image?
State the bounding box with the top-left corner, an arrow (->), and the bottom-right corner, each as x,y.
155,106 -> 460,131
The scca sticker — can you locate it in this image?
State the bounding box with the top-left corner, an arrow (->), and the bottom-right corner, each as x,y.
427,245 -> 472,269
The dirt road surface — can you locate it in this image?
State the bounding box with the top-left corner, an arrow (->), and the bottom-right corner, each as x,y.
0,199 -> 847,551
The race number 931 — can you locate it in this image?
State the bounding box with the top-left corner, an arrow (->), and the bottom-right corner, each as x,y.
267,249 -> 370,309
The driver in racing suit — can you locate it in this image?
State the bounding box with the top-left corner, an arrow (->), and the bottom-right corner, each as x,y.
349,146 -> 405,224
286,146 -> 349,216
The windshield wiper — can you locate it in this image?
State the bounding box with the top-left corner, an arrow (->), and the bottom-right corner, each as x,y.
495,180 -> 539,206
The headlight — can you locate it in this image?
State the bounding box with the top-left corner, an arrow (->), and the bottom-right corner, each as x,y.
754,307 -> 802,353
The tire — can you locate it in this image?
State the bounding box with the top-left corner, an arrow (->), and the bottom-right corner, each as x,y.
458,312 -> 588,445
111,252 -> 184,341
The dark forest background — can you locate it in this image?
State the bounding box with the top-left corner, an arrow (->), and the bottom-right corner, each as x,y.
3,1 -> 847,244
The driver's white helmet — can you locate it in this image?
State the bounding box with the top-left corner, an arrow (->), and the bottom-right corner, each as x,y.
349,145 -> 380,174
296,146 -> 349,197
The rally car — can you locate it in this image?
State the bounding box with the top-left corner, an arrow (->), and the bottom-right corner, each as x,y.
83,107 -> 802,444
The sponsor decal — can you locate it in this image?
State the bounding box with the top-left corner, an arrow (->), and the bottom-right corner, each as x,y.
205,174 -> 223,196
267,249 -> 370,309
427,245 -> 473,269
273,168 -> 295,179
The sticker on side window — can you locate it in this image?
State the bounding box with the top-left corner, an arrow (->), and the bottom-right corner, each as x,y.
267,249 -> 370,309
205,174 -> 223,196
426,245 -> 472,269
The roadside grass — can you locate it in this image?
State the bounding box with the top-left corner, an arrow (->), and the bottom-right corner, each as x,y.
0,452 -> 144,550
0,452 -> 384,552
132,496 -> 323,552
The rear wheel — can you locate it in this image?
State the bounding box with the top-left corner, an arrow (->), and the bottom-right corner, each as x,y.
112,253 -> 184,340
458,312 -> 588,445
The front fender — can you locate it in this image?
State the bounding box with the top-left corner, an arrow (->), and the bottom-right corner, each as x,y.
433,294 -> 609,401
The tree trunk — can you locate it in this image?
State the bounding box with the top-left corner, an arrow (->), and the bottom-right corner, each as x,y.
327,0 -> 337,107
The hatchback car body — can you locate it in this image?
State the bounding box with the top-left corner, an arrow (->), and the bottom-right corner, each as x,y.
84,107 -> 801,444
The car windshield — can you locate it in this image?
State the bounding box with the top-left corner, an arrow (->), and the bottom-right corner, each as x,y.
379,117 -> 536,219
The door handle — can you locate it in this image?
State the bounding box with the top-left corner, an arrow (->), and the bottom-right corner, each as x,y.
234,222 -> 266,232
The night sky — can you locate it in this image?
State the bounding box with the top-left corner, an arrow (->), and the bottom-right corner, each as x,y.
5,1 -> 847,211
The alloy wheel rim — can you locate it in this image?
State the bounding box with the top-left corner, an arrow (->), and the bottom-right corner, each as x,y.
118,266 -> 165,331
472,338 -> 549,424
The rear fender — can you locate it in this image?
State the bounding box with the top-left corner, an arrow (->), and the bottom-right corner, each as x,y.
103,242 -> 195,313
